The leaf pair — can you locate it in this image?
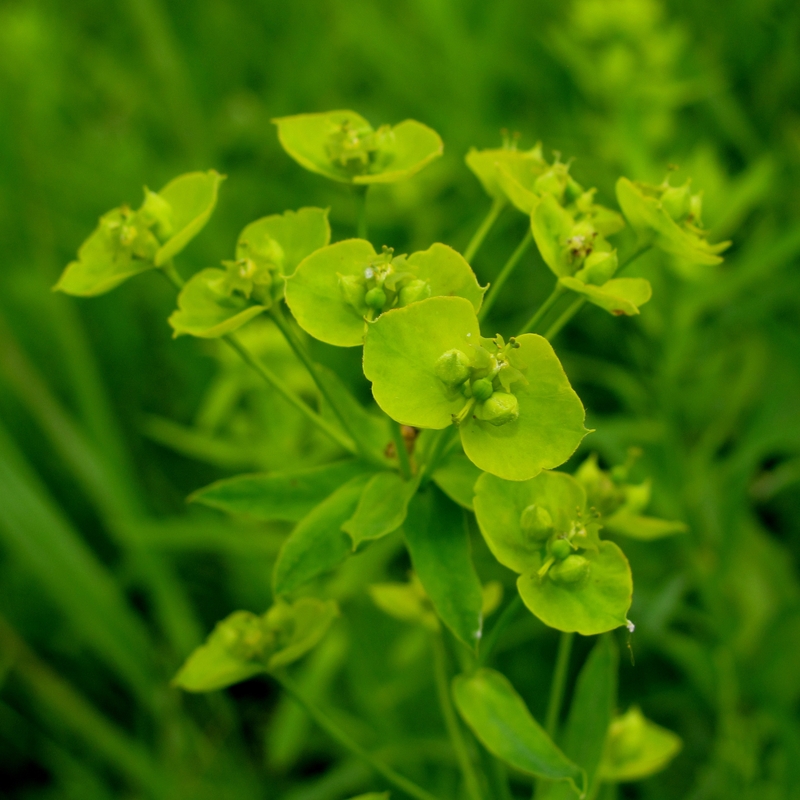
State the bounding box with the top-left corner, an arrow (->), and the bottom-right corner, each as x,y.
169,207 -> 330,338
55,171 -> 224,296
172,597 -> 338,692
285,241 -> 485,347
363,296 -> 588,481
274,110 -> 443,184
474,470 -> 633,635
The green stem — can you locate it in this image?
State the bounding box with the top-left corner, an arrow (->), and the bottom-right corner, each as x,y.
618,239 -> 653,272
478,595 -> 522,666
432,635 -> 484,800
160,260 -> 185,290
544,298 -> 585,342
464,197 -> 506,263
519,284 -> 567,335
419,427 -> 457,486
355,184 -> 369,241
390,418 -> 413,480
269,305 -> 379,465
479,229 -> 533,322
276,673 -> 442,800
223,333 -> 356,454
544,631 -> 574,738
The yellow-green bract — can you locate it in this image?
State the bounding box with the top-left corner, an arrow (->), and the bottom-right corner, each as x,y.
273,110 -> 443,184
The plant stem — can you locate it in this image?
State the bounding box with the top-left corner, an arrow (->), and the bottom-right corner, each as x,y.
479,229 -> 533,322
276,673 -> 442,800
432,635 -> 484,800
269,305 -> 379,464
160,260 -> 185,290
520,284 -> 567,335
618,239 -> 653,272
545,631 -> 574,738
354,184 -> 369,241
223,333 -> 356,454
544,298 -> 585,342
419,427 -> 457,486
478,595 -> 522,666
464,197 -> 506,263
390,418 -> 413,479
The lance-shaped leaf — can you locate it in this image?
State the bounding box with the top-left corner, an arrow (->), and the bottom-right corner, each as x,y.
466,143 -> 546,202
517,542 -> 632,635
189,460 -> 375,522
364,296 -> 587,481
273,473 -> 371,595
285,241 -> 483,347
342,470 -> 418,548
540,637 -> 618,800
155,170 -> 225,265
558,276 -> 652,316
453,668 -> 586,794
273,110 -> 442,184
603,514 -> 687,540
432,452 -> 482,510
616,177 -> 730,265
172,598 -> 338,692
403,485 -> 484,647
369,575 -> 441,632
598,707 -> 682,782
168,267 -> 268,338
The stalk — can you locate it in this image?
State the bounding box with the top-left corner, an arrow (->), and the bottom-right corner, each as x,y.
355,184 -> 369,240
479,229 -> 533,322
464,197 -> 506,263
544,631 -> 574,738
519,284 -> 567,335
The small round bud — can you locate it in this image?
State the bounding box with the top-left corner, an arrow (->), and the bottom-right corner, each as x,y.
471,378 -> 494,402
434,349 -> 471,388
520,504 -> 553,541
481,392 -> 519,427
549,554 -> 589,585
550,537 -> 572,560
365,286 -> 387,310
578,250 -> 618,285
398,279 -> 431,307
661,184 -> 691,221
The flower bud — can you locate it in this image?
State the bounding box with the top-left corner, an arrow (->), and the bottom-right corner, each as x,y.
550,537 -> 572,560
398,279 -> 431,307
480,392 -> 519,426
365,286 -> 387,310
576,250 -> 618,285
661,183 -> 691,221
549,554 -> 589,585
339,273 -> 367,311
534,166 -> 568,201
471,378 -> 494,402
139,189 -> 174,240
520,504 -> 553,541
434,349 -> 471,388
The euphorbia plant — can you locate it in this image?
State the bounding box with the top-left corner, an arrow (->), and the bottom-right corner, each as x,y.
55,110 -> 728,799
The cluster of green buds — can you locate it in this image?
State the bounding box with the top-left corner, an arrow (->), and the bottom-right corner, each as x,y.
637,174 -> 704,227
434,334 -> 527,427
217,233 -> 286,307
325,119 -> 395,175
574,450 -> 641,516
338,245 -> 432,318
520,501 -> 598,586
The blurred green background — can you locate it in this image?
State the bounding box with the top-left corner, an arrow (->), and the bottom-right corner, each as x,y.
1,0 -> 799,798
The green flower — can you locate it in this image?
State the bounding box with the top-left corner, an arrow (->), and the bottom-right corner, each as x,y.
273,110 -> 443,184
474,470 -> 633,635
55,171 -> 224,296
285,241 -> 485,347
616,176 -> 730,264
363,296 -> 588,481
169,207 -> 330,338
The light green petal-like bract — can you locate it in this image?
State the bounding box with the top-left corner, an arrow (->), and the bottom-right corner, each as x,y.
559,276 -> 652,316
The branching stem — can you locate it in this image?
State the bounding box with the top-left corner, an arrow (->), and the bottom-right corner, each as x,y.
520,284 -> 567,335
479,229 -> 533,322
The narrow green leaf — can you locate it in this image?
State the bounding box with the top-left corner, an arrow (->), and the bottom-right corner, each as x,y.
603,513 -> 688,540
189,460 -> 375,522
432,452 -> 482,510
453,668 -> 586,794
540,637 -> 618,800
342,470 -> 417,547
403,485 -> 483,647
273,473 -> 372,595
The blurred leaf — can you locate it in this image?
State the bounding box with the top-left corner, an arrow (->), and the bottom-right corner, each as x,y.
432,451 -> 481,510
342,470 -> 417,548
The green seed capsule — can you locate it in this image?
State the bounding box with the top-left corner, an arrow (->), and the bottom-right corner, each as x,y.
480,392 -> 519,426
434,349 -> 472,388
471,378 -> 494,402
550,537 -> 572,560
365,286 -> 387,310
520,504 -> 553,541
549,554 -> 589,585
398,279 -> 431,306
661,184 -> 691,221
